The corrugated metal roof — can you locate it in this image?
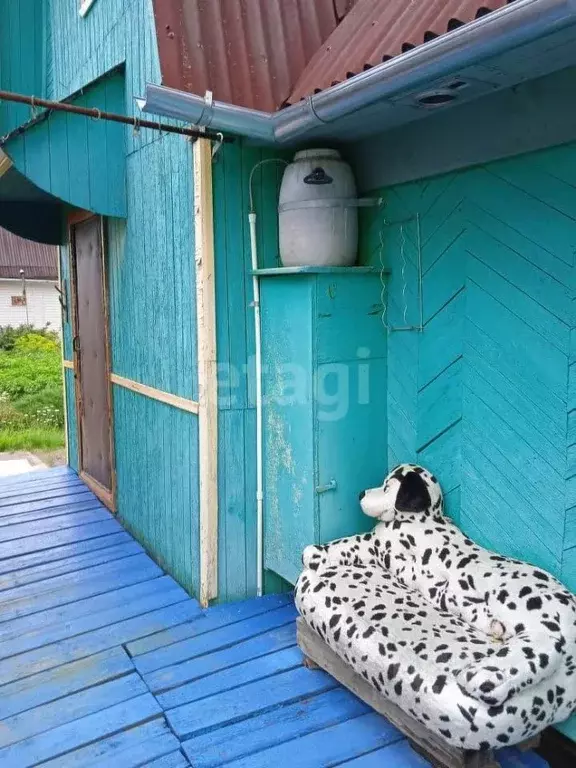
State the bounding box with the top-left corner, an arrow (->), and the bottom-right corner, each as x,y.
152,0 -> 360,111
0,227 -> 58,280
288,0 -> 513,104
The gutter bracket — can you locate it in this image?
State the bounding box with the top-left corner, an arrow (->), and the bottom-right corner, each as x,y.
197,90 -> 214,128
306,95 -> 328,127
211,132 -> 224,161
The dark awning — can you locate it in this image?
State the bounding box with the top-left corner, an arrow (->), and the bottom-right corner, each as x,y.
0,160 -> 67,245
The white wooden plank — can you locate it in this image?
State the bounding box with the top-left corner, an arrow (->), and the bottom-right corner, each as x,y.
194,138 -> 218,606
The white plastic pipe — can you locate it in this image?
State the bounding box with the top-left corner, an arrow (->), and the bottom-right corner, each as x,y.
249,211 -> 264,597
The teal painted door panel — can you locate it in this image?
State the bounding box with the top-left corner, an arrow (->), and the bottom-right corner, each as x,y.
318,357 -> 387,544
262,277 -> 316,585
262,271 -> 387,584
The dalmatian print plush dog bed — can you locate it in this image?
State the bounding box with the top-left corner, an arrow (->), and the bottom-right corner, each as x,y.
295,464 -> 576,751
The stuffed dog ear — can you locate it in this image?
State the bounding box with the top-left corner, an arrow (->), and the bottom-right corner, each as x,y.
395,471 -> 431,513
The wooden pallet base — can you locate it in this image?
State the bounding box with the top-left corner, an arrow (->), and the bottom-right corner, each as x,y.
297,617 -> 500,768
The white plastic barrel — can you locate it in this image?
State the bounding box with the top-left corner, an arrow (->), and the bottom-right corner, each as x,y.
278,149 -> 358,267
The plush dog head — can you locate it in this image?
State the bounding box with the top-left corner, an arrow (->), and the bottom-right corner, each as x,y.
359,464 -> 443,523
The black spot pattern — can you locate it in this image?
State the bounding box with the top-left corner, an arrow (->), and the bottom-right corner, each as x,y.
295,463 -> 576,752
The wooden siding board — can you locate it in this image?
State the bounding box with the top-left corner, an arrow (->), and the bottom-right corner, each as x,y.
467,168 -> 576,266
463,361 -> 567,485
112,387 -> 199,595
104,120 -> 198,599
213,142 -> 288,601
244,408 -> 258,596
466,250 -> 570,353
466,282 -> 568,400
64,368 -> 78,472
360,143 -> 576,588
220,409 -> 248,601
109,137 -> 195,399
0,0 -> 41,134
3,75 -> 126,217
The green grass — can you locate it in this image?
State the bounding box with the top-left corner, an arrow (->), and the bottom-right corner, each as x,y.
0,428 -> 65,452
0,327 -> 65,453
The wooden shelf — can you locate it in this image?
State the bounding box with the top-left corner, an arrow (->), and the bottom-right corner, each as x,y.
252,265 -> 387,276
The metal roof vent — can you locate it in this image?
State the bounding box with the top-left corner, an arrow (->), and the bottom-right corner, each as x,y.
415,78 -> 469,107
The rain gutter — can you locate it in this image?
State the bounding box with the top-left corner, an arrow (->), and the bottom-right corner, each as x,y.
139,0 -> 576,144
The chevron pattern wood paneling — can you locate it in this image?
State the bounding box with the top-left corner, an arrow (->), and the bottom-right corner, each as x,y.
360,142 -> 576,592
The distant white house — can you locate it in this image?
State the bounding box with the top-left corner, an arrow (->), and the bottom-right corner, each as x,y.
0,227 -> 61,333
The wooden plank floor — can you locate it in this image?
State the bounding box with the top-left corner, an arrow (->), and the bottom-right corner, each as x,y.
0,469 -> 550,767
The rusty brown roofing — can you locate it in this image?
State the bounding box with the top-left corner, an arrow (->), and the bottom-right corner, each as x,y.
0,227 -> 58,280
288,0 -> 512,104
152,0 -> 516,111
151,0 -> 360,111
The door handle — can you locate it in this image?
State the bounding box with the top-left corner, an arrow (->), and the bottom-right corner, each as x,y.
316,479 -> 337,494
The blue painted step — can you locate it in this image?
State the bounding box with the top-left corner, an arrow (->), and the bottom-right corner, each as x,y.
0,530 -> 133,576
181,688 -> 369,768
0,538 -> 143,592
0,693 -> 163,767
127,592 -> 293,657
214,712 -> 402,768
0,576 -> 188,658
0,599 -> 201,685
0,518 -> 124,559
135,603 -> 298,675
159,645 -> 303,708
38,720 -> 184,768
167,665 -> 338,740
153,623 -> 297,704
0,646 -> 134,720
0,673 -> 148,748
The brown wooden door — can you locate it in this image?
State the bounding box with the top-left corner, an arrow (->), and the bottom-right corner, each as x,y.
71,214 -> 115,509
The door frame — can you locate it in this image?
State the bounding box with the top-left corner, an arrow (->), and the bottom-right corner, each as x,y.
68,210 -> 117,511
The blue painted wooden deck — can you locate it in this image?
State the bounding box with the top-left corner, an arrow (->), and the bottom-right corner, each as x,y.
0,469 -> 549,767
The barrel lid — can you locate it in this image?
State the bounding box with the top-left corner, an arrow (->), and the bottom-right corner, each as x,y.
293,149 -> 341,161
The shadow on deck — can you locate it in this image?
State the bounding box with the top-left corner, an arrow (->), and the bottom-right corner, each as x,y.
0,468 -> 549,767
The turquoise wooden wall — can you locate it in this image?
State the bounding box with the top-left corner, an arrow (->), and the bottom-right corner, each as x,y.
212,142 -> 290,601
0,0 -> 46,134
358,140 -> 576,742
3,73 -> 126,218
107,134 -> 199,594
0,0 -> 168,217
359,141 -> 576,596
41,0 -> 201,595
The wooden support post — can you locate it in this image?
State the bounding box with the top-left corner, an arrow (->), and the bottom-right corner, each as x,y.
194,138 -> 218,607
